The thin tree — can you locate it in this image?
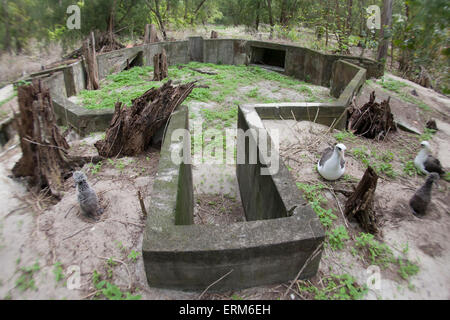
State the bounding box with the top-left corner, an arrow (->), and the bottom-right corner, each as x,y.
376,0 -> 393,62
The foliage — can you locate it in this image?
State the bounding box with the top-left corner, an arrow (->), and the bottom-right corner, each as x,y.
326,225 -> 350,250
91,270 -> 141,300
298,273 -> 368,300
15,261 -> 40,292
296,182 -> 337,228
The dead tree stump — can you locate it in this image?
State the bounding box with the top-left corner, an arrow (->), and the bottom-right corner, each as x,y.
210,30 -> 218,39
344,166 -> 379,234
82,31 -> 100,90
94,80 -> 196,158
347,91 -> 396,140
13,80 -> 73,196
153,49 -> 168,81
144,24 -> 159,44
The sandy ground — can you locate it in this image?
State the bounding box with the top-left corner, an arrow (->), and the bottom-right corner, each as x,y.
261,77 -> 450,299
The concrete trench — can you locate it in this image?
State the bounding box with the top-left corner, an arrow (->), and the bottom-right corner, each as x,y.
9,37 -> 380,291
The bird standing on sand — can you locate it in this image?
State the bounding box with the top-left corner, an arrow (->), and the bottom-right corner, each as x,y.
317,143 -> 346,181
414,141 -> 444,175
73,171 -> 103,218
409,172 -> 440,217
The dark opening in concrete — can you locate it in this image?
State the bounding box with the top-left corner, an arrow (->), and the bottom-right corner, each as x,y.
250,46 -> 286,72
124,51 -> 144,70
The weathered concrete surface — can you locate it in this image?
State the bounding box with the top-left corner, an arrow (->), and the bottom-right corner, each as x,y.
142,103 -> 324,292
52,95 -> 113,135
331,60 -> 367,107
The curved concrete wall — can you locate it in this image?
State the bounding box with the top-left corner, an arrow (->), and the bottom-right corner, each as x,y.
20,37 -> 378,135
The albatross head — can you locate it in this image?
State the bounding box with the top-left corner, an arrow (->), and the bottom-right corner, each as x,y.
420,141 -> 431,151
335,143 -> 346,156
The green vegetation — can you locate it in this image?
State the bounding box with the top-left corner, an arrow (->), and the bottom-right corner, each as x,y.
298,273 -> 368,300
351,146 -> 397,178
296,182 -> 337,228
327,225 -> 350,251
355,233 -> 395,268
15,261 -> 40,292
53,262 -> 64,284
91,270 -> 141,300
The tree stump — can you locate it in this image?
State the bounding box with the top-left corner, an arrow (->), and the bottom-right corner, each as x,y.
82,31 -> 100,90
347,91 -> 396,140
12,80 -> 73,196
94,80 -> 196,158
144,24 -> 159,44
344,166 -> 379,234
210,30 -> 218,39
153,49 -> 168,81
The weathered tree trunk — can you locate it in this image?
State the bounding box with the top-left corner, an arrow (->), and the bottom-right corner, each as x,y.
13,80 -> 72,197
153,49 -> 168,81
82,32 -> 100,90
95,81 -> 195,157
144,24 -> 160,43
376,0 -> 393,62
210,30 -> 218,39
266,0 -> 274,39
344,166 -> 379,234
347,91 -> 397,140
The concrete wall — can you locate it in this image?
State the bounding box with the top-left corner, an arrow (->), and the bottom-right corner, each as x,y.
142,102 -> 324,292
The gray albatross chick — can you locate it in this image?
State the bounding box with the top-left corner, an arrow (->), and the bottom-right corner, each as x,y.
73,171 -> 103,218
409,172 -> 439,217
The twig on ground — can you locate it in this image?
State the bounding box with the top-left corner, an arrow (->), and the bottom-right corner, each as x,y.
283,243 -> 323,299
198,269 -> 234,300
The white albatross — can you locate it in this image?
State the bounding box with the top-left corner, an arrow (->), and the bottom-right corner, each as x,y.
317,143 -> 346,181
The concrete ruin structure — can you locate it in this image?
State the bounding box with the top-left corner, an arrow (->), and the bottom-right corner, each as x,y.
14,37 -> 381,291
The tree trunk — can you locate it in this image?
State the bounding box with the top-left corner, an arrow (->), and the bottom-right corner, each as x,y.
266,0 -> 274,39
210,30 -> 218,39
144,24 -> 159,43
94,81 -> 196,158
346,0 -> 353,35
376,0 -> 393,62
2,0 -> 11,53
344,166 -> 379,234
12,80 -> 72,197
82,32 -> 100,90
153,0 -> 168,40
255,0 -> 261,31
153,49 -> 168,81
347,91 -> 397,140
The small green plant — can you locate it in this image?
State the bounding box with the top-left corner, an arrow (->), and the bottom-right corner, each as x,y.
297,183 -> 337,228
355,233 -> 394,268
327,225 -> 350,250
91,270 -> 141,300
403,160 -> 420,176
16,262 -> 40,292
127,250 -> 141,262
89,161 -> 103,174
53,262 -> 64,283
334,130 -> 356,142
298,274 -> 367,300
419,128 -> 436,142
397,258 -> 419,280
